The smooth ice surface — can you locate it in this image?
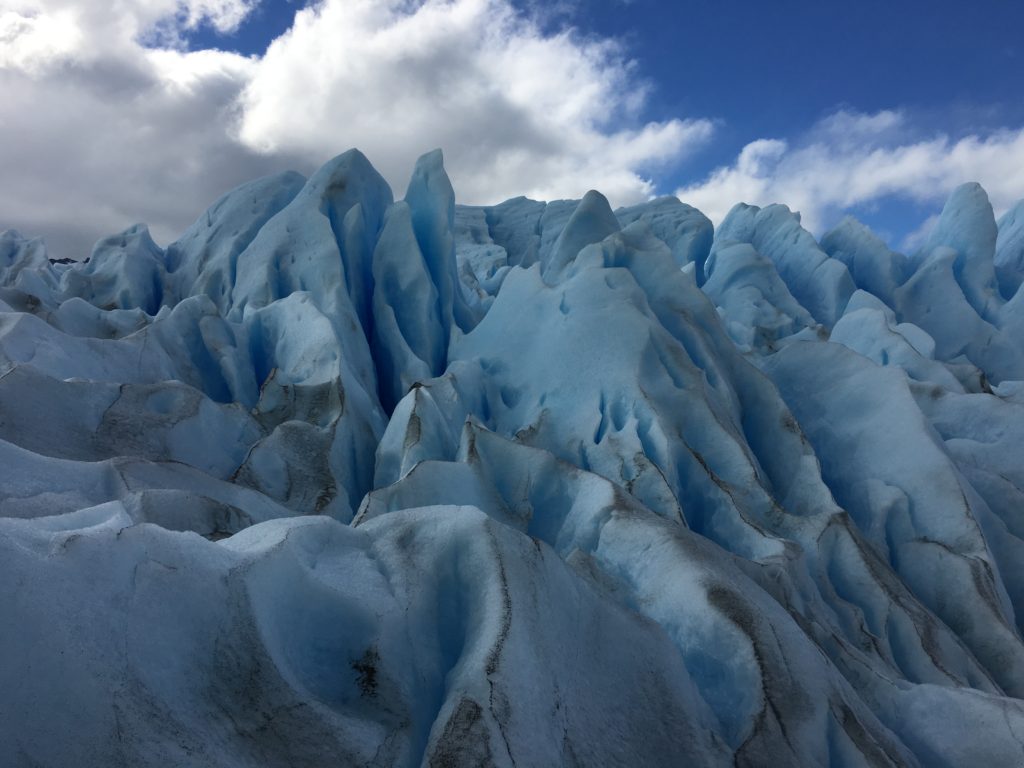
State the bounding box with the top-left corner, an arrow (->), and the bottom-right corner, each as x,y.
3,150 -> 1024,767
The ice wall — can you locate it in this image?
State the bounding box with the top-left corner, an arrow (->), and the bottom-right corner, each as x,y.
3,150 -> 1024,767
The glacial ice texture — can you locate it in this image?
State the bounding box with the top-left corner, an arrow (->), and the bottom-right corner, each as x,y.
3,151 -> 1024,767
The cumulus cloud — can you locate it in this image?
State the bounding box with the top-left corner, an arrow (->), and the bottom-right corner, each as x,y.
0,0 -> 287,257
0,4 -> 82,73
0,0 -> 706,257
676,109 -> 1024,233
234,0 -> 711,206
1,0 -> 256,68
0,41 -> 291,257
5,0 -> 1023,260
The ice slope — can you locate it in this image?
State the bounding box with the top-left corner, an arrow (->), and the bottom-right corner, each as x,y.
2,150 -> 1024,767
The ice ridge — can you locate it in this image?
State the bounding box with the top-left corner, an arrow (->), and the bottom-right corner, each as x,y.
3,149 -> 1024,766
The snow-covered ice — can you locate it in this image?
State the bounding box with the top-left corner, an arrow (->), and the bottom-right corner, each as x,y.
3,150 -> 1024,766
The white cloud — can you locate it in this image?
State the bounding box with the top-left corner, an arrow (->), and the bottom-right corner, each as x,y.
4,1 -> 1023,261
0,0 -> 709,257
234,0 -> 712,206
676,109 -> 1024,234
0,0 -> 257,69
0,0 -> 280,257
0,4 -> 82,73
0,54 -> 293,257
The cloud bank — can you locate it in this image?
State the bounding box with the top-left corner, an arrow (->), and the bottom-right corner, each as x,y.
1,1 -> 1023,257
676,110 -> 1024,236
0,0 -> 705,257
235,0 -> 712,206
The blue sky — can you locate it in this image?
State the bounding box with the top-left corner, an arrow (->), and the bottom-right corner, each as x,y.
2,0 -> 1023,256
579,1 -> 1024,164
554,0 -> 1024,243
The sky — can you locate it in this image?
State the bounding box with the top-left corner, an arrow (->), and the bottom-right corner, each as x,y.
2,0 -> 1023,258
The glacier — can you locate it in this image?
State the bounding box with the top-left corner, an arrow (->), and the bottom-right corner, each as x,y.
3,149 -> 1024,766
